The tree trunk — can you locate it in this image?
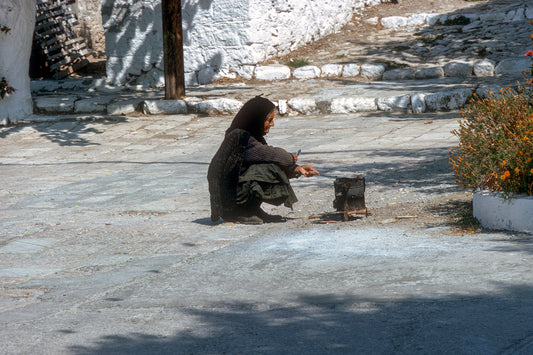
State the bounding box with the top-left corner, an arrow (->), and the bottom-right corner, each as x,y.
162,0 -> 185,99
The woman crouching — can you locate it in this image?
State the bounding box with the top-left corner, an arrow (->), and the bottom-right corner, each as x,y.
207,96 -> 319,224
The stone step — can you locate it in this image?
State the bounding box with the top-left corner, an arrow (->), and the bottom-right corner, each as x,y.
31,74 -> 525,119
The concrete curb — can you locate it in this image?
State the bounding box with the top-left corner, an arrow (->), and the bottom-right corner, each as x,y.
473,190 -> 533,234
29,76 -> 524,121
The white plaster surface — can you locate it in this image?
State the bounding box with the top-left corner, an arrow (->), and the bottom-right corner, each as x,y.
0,0 -> 36,123
473,191 -> 533,234
102,0 -> 382,87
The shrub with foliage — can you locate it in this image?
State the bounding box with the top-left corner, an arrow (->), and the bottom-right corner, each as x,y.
449,83 -> 533,196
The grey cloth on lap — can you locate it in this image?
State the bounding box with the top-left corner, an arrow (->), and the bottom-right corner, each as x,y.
236,163 -> 298,208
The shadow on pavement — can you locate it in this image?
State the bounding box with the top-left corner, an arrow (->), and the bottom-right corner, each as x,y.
69,283 -> 533,354
0,117 -> 127,146
304,146 -> 456,195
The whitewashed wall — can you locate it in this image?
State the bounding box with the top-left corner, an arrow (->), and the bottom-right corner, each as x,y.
0,0 -> 36,123
102,0 -> 381,87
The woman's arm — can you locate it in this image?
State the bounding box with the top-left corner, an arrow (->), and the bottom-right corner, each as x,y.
244,136 -> 295,167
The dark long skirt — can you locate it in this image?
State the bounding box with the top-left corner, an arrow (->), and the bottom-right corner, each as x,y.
236,163 -> 298,209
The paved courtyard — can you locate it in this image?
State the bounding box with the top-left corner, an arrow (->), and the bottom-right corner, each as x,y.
1,111 -> 533,353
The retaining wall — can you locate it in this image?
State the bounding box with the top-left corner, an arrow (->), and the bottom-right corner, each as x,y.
101,0 -> 381,87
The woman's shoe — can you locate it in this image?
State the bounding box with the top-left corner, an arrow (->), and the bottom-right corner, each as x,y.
234,215 -> 264,225
222,213 -> 264,225
254,208 -> 286,223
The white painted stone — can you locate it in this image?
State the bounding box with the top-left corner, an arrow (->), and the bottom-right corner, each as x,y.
383,68 -> 415,80
444,61 -> 473,77
195,99 -> 243,115
342,63 -> 361,77
75,97 -> 114,114
107,100 -> 140,115
473,190 -> 533,234
411,93 -> 427,114
33,96 -> 77,114
360,63 -> 386,80
254,65 -> 291,81
415,67 -> 444,79
495,58 -> 531,76
278,99 -> 288,115
426,14 -> 441,26
424,89 -> 472,111
288,97 -> 318,115
321,64 -> 343,77
381,16 -> 408,29
0,0 -> 36,123
377,95 -> 411,111
293,65 -> 321,79
473,60 -> 495,77
330,97 -> 377,113
235,65 -> 255,80
406,14 -> 428,26
143,100 -> 188,115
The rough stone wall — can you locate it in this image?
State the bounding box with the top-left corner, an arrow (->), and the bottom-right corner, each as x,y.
73,0 -> 105,53
0,0 -> 36,123
102,0 -> 381,87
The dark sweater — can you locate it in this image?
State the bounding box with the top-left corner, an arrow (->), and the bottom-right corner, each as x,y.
243,136 -> 297,175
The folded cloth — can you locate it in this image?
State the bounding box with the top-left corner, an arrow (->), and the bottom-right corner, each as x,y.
236,163 -> 298,209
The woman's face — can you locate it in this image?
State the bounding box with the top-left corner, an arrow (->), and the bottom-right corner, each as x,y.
263,110 -> 275,134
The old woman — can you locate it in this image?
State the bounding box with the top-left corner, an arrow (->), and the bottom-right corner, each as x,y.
207,96 -> 319,224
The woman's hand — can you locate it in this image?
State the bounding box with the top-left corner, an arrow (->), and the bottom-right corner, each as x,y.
291,153 -> 299,163
295,164 -> 320,177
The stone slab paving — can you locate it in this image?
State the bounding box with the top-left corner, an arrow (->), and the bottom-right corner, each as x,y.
1,111 -> 533,353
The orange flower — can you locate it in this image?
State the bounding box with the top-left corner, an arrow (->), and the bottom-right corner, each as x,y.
531,168 -> 533,174
505,171 -> 511,177
501,174 -> 506,180
515,167 -> 519,174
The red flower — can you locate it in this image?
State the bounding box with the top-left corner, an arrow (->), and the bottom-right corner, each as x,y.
525,50 -> 533,56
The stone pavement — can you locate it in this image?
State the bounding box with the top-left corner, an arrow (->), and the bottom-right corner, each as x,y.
2,0 -> 533,352
2,110 -> 533,353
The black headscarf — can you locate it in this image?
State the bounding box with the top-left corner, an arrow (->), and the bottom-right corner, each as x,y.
225,96 -> 275,144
